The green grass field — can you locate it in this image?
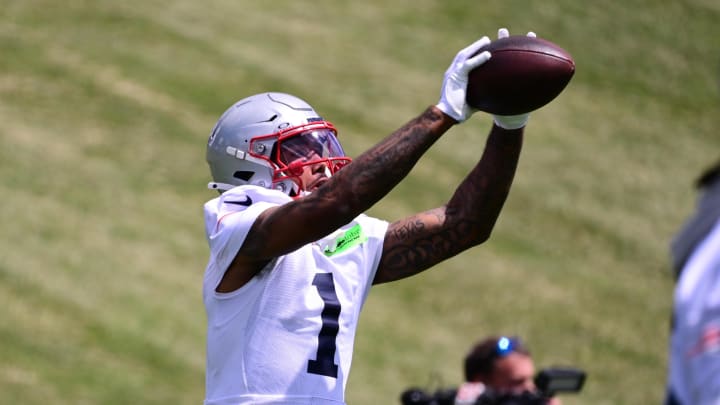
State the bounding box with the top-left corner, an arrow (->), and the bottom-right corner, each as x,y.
1,1 -> 719,404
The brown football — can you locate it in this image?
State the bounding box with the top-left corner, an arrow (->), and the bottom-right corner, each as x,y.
466,35 -> 575,115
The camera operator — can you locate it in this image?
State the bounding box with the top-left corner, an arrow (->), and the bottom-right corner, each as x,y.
399,335 -> 585,405
455,335 -> 561,405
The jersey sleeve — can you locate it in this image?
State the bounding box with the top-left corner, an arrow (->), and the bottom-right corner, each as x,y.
203,186 -> 292,288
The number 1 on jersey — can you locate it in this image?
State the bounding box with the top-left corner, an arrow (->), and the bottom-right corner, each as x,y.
307,272 -> 340,378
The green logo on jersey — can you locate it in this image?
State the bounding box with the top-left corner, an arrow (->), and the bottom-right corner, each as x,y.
323,224 -> 367,256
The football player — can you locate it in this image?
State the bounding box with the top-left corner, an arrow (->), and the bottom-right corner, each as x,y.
202,29 -> 534,405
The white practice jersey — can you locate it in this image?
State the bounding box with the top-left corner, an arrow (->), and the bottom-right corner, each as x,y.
668,218 -> 720,405
202,185 -> 389,405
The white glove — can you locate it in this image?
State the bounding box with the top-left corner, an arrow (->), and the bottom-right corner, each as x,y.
492,28 -> 537,130
436,36 -> 492,122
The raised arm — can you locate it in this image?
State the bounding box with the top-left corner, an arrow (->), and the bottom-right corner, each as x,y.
219,32 -> 521,292
215,104 -> 460,292
241,35 -> 498,262
373,122 -> 523,284
243,106 -> 457,260
373,27 -> 535,284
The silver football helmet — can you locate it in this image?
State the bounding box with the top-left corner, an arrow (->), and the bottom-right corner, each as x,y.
206,92 -> 351,195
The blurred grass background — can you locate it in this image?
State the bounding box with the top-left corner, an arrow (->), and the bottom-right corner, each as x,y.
1,0 -> 719,404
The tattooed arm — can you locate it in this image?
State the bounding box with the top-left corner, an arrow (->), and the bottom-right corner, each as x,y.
216,34 -> 523,292
373,123 -> 523,285
216,106 -> 457,291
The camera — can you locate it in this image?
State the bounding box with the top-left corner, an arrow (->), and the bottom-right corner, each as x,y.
400,367 -> 586,405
